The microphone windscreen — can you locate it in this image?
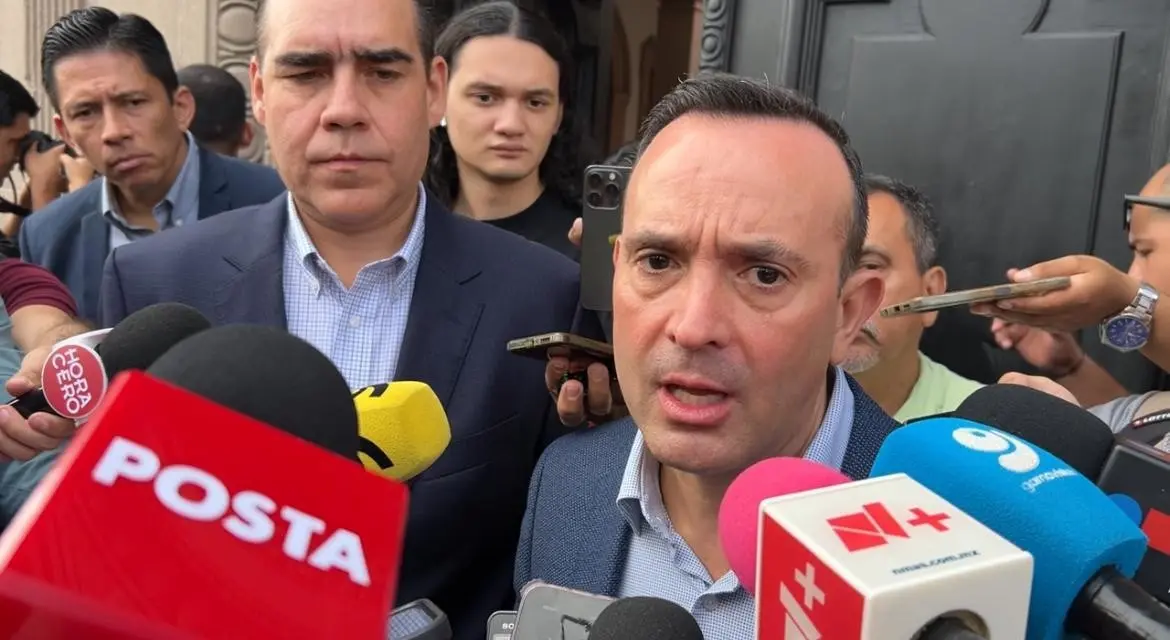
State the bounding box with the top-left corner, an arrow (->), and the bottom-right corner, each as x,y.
98,303 -> 211,375
718,457 -> 850,594
954,383 -> 1114,479
871,417 -> 1146,640
588,596 -> 703,640
352,382 -> 451,482
146,325 -> 359,459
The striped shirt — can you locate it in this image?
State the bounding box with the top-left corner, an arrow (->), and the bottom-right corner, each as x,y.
615,367 -> 855,639
281,185 -> 427,389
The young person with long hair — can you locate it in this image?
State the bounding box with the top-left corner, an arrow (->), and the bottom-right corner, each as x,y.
426,1 -> 582,259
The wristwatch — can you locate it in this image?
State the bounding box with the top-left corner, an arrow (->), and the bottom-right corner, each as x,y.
1100,282 -> 1159,352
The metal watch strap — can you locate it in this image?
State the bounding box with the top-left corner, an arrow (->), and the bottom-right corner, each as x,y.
1130,282 -> 1159,318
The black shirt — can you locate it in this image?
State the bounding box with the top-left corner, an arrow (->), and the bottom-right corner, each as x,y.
483,190 -> 580,261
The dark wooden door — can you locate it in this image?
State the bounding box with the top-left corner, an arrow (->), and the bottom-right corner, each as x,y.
721,0 -> 1170,389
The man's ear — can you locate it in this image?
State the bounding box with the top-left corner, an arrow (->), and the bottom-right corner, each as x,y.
249,56 -> 266,127
921,265 -> 947,328
831,269 -> 884,365
53,114 -> 76,152
427,56 -> 449,129
172,86 -> 196,132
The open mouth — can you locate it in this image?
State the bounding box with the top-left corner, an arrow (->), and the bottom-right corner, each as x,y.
665,384 -> 728,405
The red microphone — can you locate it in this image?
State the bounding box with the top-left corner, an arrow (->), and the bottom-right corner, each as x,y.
0,326 -> 408,639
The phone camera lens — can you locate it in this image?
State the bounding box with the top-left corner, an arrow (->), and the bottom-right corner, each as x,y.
587,192 -> 602,207
587,173 -> 602,189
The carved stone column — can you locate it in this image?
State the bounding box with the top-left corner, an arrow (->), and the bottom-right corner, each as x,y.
210,0 -> 268,163
697,0 -> 737,74
25,0 -> 83,133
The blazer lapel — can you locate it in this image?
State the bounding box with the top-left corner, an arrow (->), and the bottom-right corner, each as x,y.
196,147 -> 230,220
591,423 -> 636,597
211,194 -> 287,327
78,211 -> 109,322
394,195 -> 483,406
840,373 -> 900,479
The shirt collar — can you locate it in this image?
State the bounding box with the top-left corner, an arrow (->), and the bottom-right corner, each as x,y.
616,366 -> 855,534
284,183 -> 428,285
100,131 -> 200,228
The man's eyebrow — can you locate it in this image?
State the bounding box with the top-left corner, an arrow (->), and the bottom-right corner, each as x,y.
623,230 -> 686,255
861,246 -> 891,264
728,239 -> 813,271
274,48 -> 414,68
465,82 -> 556,99
353,47 -> 414,65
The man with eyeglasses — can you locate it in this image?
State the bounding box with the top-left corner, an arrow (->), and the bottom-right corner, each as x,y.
973,164 -> 1170,430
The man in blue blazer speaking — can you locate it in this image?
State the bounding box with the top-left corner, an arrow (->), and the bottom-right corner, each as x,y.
97,0 -> 591,638
516,75 -> 899,639
17,7 -> 284,322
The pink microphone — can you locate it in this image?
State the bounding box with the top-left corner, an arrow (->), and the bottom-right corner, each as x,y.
717,457 -> 850,594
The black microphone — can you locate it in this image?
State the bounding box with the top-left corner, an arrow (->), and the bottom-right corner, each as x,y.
145,324 -> 359,459
956,384 -> 1170,611
7,302 -> 211,418
919,617 -> 990,640
587,597 -> 703,640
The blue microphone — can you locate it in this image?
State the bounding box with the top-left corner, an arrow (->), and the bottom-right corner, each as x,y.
870,417 -> 1164,640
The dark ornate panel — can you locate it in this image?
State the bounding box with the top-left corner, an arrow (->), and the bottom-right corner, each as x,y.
728,0 -> 1170,389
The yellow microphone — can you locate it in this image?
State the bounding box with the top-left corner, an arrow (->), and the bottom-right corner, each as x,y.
352,381 -> 452,482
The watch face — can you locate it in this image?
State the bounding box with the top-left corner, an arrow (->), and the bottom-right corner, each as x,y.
1105,315 -> 1150,350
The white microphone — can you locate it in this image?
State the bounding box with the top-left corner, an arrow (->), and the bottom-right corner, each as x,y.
746,473 -> 1033,639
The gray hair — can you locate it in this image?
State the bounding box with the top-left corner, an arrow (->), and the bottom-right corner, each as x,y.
863,174 -> 940,273
636,73 -> 868,282
256,0 -> 434,63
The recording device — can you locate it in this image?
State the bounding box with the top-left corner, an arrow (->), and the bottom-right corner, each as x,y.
352,382 -> 451,481
512,581 -> 614,640
871,417 -> 1164,640
580,164 -> 629,312
7,302 -> 211,419
16,130 -> 74,174
0,326 -> 408,639
388,599 -> 451,640
718,457 -> 850,592
957,384 -> 1170,606
879,276 -> 1070,317
486,610 -> 517,640
587,596 -> 703,640
737,470 -> 1030,638
506,332 -> 615,394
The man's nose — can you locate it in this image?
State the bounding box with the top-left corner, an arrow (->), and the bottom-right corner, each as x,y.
321,69 -> 369,131
493,101 -> 526,136
666,270 -> 732,351
100,109 -> 132,145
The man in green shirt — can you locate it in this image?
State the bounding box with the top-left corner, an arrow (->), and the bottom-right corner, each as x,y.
840,175 -> 983,421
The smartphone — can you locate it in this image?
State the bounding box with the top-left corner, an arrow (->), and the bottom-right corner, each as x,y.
580,164 -> 630,312
506,332 -> 613,363
512,581 -> 614,640
879,276 -> 1071,318
387,599 -> 451,640
487,611 -> 517,640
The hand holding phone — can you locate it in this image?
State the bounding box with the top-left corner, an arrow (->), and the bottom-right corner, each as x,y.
506,332 -> 622,426
879,276 -> 1072,318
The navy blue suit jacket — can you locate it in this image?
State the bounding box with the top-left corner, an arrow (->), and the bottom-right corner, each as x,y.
100,191 -> 593,640
18,147 -> 284,322
514,375 -> 900,598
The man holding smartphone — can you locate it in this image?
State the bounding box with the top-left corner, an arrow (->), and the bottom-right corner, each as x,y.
978,163 -> 1170,429
518,74 -> 896,638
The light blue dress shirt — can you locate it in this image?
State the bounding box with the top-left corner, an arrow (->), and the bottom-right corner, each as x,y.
100,131 -> 201,249
615,367 -> 855,640
281,185 -> 427,390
